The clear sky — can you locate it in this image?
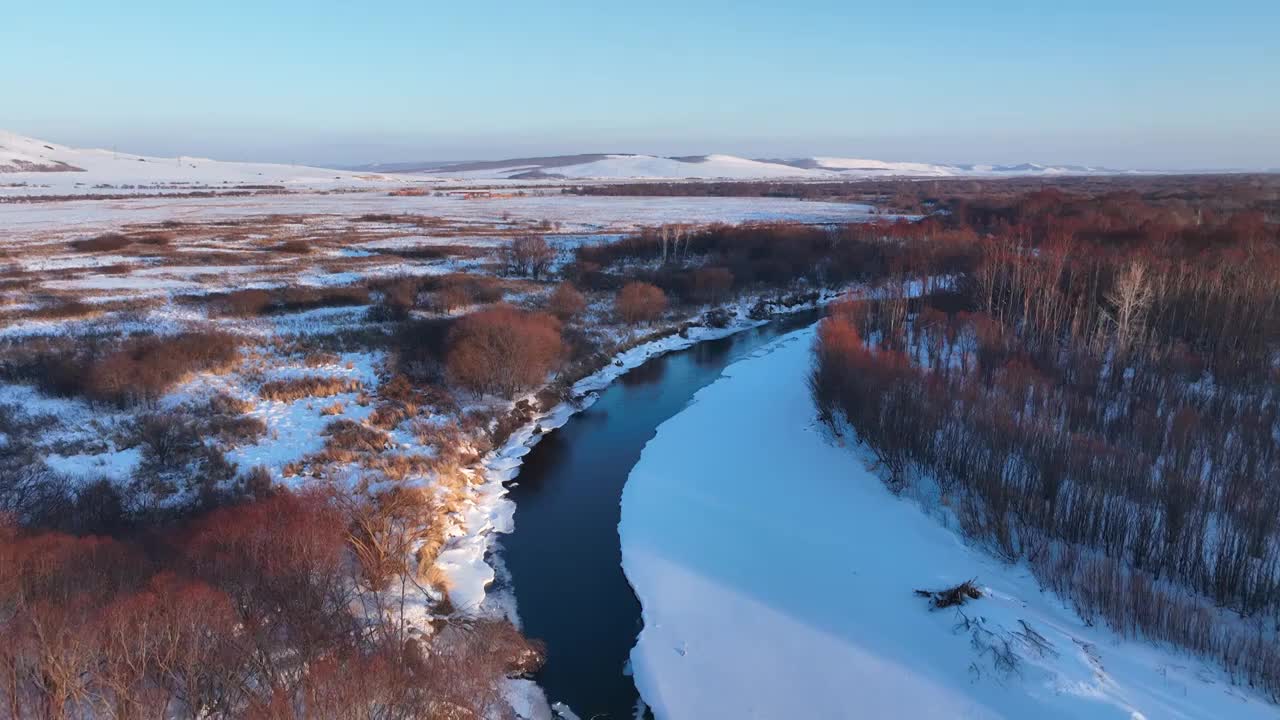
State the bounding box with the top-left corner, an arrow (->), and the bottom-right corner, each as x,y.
3,1 -> 1277,169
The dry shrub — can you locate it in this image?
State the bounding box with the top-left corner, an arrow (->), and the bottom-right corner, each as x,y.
207,414 -> 268,445
547,282 -> 587,320
446,305 -> 564,398
131,411 -> 238,502
503,234 -> 555,278
89,332 -> 241,406
220,289 -> 274,317
429,285 -> 474,314
366,276 -> 420,322
363,453 -> 435,483
259,375 -> 361,402
303,351 -> 341,368
322,419 -> 391,453
413,421 -> 475,467
279,286 -> 370,312
217,287 -> 370,317
368,402 -> 413,430
271,239 -> 312,254
319,401 -> 345,416
345,487 -> 436,591
615,281 -> 667,324
379,277 -> 420,310
379,375 -> 415,403
70,232 -> 131,252
207,392 -> 254,416
692,266 -> 735,303
28,299 -> 99,321
422,273 -> 505,306
133,233 -> 172,247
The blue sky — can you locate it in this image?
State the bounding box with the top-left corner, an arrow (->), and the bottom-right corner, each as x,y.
3,1 -> 1277,168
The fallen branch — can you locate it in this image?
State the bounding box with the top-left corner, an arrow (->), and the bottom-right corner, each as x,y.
914,578 -> 983,609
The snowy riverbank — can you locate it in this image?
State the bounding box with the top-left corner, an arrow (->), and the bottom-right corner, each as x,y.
432,294 -> 837,719
618,326 -> 1277,719
440,292 -> 841,615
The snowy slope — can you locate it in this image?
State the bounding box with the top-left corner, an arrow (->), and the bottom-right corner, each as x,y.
810,156 -> 965,176
430,154 -> 831,180
619,326 -> 1276,720
0,130 -> 415,193
426,153 -> 1122,181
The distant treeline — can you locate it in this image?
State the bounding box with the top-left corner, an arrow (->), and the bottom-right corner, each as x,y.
565,174 -> 1280,216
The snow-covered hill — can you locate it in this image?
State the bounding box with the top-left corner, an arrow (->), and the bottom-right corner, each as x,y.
422,153 -> 1121,180
2,129 -> 1127,194
0,130 -> 411,194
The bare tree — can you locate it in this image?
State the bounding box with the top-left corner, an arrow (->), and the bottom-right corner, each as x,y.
504,235 -> 555,279
1104,260 -> 1153,355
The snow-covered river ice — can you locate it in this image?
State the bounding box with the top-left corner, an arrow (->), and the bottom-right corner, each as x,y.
500,312 -> 823,718
505,314 -> 1276,720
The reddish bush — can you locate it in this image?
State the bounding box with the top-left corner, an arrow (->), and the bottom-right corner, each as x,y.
615,282 -> 667,324
215,286 -> 370,317
0,488 -> 544,717
28,299 -> 98,321
378,276 -> 420,316
692,266 -> 735,303
446,305 -> 564,397
271,239 -> 312,254
547,282 -> 587,320
88,332 -> 241,406
70,232 -> 131,252
220,289 -> 274,316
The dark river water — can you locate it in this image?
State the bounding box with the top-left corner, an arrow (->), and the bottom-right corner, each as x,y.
500,312 -> 821,719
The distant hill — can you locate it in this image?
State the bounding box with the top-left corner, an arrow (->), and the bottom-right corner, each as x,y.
351,153 -> 1128,180
4,130 -> 1157,192
0,130 -> 409,193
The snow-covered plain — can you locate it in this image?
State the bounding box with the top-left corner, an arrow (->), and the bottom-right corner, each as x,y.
620,326 -> 1276,720
0,192 -> 880,239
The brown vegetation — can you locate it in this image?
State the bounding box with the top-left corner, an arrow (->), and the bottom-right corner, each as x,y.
547,282 -> 587,320
69,232 -> 131,252
615,282 -> 667,324
503,234 -> 555,279
213,286 -> 370,317
271,239 -> 312,254
258,375 -> 362,402
446,305 -> 564,398
0,490 -> 541,718
1,331 -> 241,407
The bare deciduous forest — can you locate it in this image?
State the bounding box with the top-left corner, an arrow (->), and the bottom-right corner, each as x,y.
809,182 -> 1280,698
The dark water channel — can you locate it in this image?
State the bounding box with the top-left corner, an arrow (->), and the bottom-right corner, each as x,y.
501,312 -> 820,719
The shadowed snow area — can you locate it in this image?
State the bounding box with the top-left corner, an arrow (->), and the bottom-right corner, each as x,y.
619,326 -> 1275,720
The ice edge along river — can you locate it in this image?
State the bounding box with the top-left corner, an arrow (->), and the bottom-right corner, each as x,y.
435,294 -> 846,719
618,325 -> 1278,720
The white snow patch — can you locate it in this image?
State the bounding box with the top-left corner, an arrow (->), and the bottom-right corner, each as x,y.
619,326 -> 1277,720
